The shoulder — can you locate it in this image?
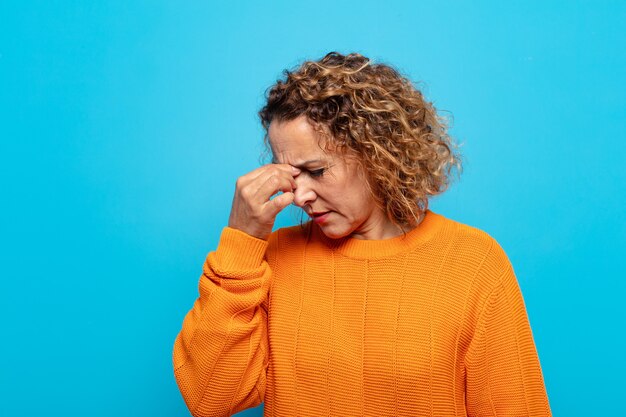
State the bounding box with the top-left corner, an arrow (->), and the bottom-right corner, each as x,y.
265,222 -> 312,260
434,212 -> 514,282
431,213 -> 519,319
268,222 -> 311,245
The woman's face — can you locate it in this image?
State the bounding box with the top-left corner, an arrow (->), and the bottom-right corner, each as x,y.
268,115 -> 400,240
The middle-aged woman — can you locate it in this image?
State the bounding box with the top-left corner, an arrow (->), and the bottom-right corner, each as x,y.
173,52 -> 552,417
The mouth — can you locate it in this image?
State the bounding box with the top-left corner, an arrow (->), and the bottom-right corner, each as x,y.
309,211 -> 331,224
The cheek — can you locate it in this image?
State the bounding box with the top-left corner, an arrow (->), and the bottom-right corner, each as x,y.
333,184 -> 371,213
322,163 -> 372,210
350,181 -> 378,217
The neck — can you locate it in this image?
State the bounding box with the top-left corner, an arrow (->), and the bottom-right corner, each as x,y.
349,212 -> 424,241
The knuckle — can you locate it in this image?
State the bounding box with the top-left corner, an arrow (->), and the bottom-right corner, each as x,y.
272,196 -> 284,209
240,186 -> 252,199
268,175 -> 280,187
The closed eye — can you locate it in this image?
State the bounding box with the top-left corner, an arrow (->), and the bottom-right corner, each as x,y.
308,168 -> 326,178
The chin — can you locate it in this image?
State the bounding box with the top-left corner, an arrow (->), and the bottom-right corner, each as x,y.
318,224 -> 352,240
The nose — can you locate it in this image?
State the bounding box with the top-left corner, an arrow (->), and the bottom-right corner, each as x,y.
292,175 -> 317,208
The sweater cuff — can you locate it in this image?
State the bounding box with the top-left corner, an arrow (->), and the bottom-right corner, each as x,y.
212,227 -> 269,272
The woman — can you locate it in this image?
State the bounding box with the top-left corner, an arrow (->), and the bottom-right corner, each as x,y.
173,52 -> 552,417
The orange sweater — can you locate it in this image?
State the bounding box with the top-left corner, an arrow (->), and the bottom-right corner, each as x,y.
173,210 -> 551,416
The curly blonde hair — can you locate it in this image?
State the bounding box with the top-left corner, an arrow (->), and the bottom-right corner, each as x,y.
259,51 -> 462,228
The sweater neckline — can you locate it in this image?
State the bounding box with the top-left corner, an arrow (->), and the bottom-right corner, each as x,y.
311,209 -> 446,259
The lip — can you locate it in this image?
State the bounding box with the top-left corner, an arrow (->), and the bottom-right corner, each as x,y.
310,211 -> 331,224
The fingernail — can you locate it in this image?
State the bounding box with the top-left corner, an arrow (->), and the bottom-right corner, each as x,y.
291,166 -> 301,173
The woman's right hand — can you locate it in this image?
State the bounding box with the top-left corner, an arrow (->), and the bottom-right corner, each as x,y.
228,164 -> 301,240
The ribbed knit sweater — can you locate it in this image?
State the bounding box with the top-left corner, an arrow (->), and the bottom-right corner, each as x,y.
173,209 -> 551,417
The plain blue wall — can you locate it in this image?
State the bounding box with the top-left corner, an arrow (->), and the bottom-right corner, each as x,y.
1,1 -> 624,416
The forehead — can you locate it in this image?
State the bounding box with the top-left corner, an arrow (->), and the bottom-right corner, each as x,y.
268,116 -> 329,163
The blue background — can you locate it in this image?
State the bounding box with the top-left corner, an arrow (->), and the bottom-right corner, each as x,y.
1,1 -> 624,416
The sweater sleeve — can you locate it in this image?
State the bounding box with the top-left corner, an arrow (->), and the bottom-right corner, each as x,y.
172,227 -> 274,417
464,265 -> 552,417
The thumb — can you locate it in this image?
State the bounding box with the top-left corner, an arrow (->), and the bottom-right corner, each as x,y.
266,191 -> 295,218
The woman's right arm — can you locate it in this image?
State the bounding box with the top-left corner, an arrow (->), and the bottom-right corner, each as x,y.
173,163 -> 299,417
173,227 -> 274,417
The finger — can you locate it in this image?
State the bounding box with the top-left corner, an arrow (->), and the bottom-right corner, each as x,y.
253,173 -> 297,203
264,191 -> 295,218
241,163 -> 300,185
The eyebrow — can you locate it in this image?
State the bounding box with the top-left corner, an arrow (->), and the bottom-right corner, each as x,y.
272,158 -> 325,169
